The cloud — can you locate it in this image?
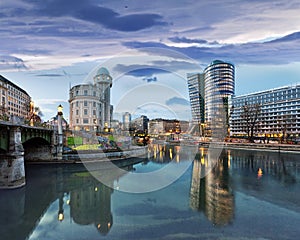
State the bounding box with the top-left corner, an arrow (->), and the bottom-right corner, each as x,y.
166,97 -> 189,106
114,66 -> 169,77
122,30 -> 300,65
0,55 -> 28,71
168,36 -> 208,44
19,0 -> 167,32
35,73 -> 64,77
143,76 -> 157,82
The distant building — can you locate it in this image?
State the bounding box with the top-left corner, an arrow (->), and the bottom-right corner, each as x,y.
148,118 -> 186,136
69,67 -> 113,132
122,112 -> 131,131
230,84 -> 300,139
130,115 -> 149,135
187,73 -> 205,124
0,75 -> 31,120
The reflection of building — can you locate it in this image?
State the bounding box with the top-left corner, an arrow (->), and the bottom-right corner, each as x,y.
70,183 -> 113,235
69,67 -> 113,132
190,150 -> 234,226
230,84 -> 300,138
0,75 -> 31,119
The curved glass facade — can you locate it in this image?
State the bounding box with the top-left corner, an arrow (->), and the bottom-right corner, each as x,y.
204,60 -> 235,133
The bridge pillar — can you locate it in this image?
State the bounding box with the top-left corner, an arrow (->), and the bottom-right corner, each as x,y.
0,127 -> 25,189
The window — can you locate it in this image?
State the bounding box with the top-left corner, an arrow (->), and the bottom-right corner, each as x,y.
84,109 -> 88,115
93,110 -> 96,116
84,90 -> 88,96
76,101 -> 79,107
84,101 -> 87,107
76,109 -> 79,115
76,119 -> 79,124
83,119 -> 89,124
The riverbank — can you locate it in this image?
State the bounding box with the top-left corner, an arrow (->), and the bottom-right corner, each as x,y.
222,142 -> 300,154
26,146 -> 148,164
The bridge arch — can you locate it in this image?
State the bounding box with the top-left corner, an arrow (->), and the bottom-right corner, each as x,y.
23,137 -> 52,161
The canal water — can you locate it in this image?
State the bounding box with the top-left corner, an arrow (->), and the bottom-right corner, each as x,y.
1,145 -> 300,240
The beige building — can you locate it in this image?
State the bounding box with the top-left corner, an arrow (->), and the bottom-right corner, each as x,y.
69,67 -> 113,132
0,75 -> 31,120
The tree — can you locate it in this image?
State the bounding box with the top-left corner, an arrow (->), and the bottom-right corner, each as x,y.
27,106 -> 44,126
0,103 -> 9,121
276,114 -> 296,143
240,102 -> 261,142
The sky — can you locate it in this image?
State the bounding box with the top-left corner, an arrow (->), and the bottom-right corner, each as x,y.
1,0 -> 300,121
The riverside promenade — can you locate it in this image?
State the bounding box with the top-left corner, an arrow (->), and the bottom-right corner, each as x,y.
223,142 -> 300,153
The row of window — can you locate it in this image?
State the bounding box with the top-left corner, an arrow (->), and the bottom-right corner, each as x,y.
71,101 -> 103,108
74,109 -> 101,116
75,118 -> 99,124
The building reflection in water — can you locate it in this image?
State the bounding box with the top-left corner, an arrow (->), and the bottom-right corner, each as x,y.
70,182 -> 113,235
190,148 -> 234,226
55,167 -> 116,236
147,143 -> 197,163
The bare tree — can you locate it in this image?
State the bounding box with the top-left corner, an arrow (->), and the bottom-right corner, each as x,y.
276,114 -> 296,143
240,102 -> 261,142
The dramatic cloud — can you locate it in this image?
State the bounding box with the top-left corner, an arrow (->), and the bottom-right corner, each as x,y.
0,55 -> 28,71
166,97 -> 190,106
123,31 -> 300,65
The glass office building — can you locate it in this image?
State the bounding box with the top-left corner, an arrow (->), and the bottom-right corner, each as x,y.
230,84 -> 300,139
204,60 -> 235,135
187,73 -> 205,124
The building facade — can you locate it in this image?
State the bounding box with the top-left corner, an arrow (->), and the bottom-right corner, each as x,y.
130,115 -> 149,135
0,75 -> 31,120
187,73 -> 205,124
122,112 -> 131,131
204,60 -> 235,126
187,60 -> 234,137
69,67 -> 113,132
230,84 -> 300,139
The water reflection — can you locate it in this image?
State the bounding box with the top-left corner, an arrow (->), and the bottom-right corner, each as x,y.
190,149 -> 234,226
147,143 -> 196,163
70,180 -> 113,235
0,148 -> 300,239
0,163 -> 133,240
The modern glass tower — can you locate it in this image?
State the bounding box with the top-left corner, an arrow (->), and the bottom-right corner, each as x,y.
204,60 -> 235,136
187,73 -> 205,124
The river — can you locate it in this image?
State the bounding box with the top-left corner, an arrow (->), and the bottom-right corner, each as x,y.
0,144 -> 300,240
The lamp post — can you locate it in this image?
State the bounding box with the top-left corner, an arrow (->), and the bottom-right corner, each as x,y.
57,104 -> 63,160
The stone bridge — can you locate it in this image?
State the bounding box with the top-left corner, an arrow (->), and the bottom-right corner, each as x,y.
0,121 -> 54,189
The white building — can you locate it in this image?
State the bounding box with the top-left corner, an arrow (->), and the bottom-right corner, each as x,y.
69,67 -> 113,132
230,84 -> 300,139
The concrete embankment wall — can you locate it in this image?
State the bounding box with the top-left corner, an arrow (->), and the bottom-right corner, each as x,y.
223,143 -> 300,154
62,147 -> 147,163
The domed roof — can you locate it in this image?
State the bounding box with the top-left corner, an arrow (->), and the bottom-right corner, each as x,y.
97,67 -> 110,76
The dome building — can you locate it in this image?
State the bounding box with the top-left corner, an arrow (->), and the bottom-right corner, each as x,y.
69,67 -> 113,132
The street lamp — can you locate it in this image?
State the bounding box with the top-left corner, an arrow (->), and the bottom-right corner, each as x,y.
57,104 -> 63,116
57,104 -> 63,160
